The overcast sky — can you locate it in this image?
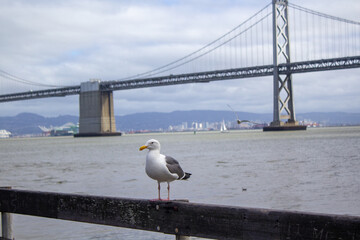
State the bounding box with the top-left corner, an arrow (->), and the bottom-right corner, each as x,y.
0,0 -> 359,117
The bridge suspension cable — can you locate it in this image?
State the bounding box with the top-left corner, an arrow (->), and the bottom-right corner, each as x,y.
288,3 -> 360,26
114,1 -> 360,82
0,69 -> 67,88
115,2 -> 273,81
288,2 -> 360,63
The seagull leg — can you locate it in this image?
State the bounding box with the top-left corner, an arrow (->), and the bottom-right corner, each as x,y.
149,182 -> 168,201
158,181 -> 161,200
167,182 -> 170,200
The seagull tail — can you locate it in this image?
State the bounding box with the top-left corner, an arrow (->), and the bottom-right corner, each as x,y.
181,172 -> 192,180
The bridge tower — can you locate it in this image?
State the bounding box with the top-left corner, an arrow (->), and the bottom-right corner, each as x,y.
75,80 -> 121,137
264,0 -> 306,131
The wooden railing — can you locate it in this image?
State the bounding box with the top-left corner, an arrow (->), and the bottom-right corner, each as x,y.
1,188 -> 359,240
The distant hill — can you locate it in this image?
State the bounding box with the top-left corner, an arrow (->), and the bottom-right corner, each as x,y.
1,111 -> 360,135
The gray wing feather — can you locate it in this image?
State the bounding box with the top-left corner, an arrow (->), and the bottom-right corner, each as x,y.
165,156 -> 184,179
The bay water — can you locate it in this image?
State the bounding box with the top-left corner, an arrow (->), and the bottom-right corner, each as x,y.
1,127 -> 360,239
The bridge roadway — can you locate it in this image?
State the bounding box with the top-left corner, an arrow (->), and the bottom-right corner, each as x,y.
1,56 -> 359,103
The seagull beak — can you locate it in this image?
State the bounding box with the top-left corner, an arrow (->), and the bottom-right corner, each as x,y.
139,145 -> 147,151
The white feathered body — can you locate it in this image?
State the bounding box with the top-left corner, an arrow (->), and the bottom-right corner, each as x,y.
145,150 -> 178,182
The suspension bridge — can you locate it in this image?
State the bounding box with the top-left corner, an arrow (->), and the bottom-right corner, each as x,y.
1,0 -> 359,135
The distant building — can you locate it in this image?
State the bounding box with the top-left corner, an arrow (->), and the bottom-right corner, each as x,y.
0,129 -> 11,138
39,122 -> 79,136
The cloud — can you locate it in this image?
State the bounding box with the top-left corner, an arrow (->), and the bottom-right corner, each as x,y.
0,0 -> 359,117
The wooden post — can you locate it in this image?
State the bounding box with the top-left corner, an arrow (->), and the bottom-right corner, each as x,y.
175,235 -> 190,240
173,199 -> 190,240
1,187 -> 13,240
1,212 -> 13,240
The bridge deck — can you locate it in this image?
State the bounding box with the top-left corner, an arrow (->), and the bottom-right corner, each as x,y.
0,56 -> 359,103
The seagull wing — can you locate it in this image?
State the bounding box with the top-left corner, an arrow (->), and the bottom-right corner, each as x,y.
227,104 -> 240,120
165,156 -> 185,179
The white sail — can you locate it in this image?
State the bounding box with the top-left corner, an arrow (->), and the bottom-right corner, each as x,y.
220,120 -> 228,133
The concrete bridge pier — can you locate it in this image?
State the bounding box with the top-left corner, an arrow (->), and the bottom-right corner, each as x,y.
74,80 -> 121,137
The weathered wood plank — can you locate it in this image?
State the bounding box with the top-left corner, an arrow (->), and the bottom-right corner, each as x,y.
0,189 -> 359,239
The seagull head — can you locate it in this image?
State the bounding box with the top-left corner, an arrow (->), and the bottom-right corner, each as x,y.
139,139 -> 161,151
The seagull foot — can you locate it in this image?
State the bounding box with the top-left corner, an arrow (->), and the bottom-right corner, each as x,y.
149,198 -> 170,201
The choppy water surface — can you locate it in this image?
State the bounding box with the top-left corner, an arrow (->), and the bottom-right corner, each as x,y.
1,127 -> 360,239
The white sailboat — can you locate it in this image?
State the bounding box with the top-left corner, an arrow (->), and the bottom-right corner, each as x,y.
220,120 -> 229,133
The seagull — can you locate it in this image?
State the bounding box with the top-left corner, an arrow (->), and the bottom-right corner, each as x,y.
139,139 -> 191,200
227,104 -> 260,125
